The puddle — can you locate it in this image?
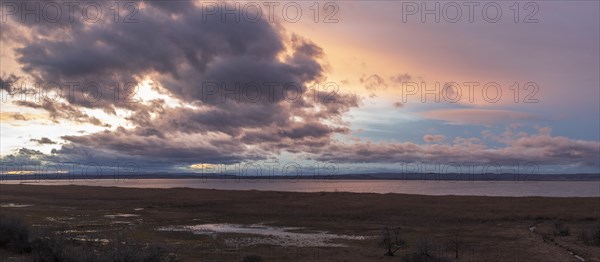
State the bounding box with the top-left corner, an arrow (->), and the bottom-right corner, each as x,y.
45,217 -> 74,223
71,236 -> 110,244
62,229 -> 98,234
1,203 -> 32,208
158,223 -> 366,247
104,214 -> 139,218
111,221 -> 134,225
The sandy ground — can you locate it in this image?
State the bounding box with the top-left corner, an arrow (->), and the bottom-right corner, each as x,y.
0,184 -> 599,261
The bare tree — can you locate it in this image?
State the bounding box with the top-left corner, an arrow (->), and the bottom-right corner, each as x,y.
446,234 -> 464,259
379,227 -> 405,256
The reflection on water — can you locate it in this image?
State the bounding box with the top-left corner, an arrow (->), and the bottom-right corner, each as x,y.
3,179 -> 600,197
157,223 -> 366,247
104,213 -> 139,218
0,203 -> 32,208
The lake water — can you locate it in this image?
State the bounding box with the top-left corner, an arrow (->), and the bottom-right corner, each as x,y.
2,178 -> 599,197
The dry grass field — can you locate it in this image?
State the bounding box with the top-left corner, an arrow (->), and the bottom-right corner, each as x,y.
0,184 -> 599,261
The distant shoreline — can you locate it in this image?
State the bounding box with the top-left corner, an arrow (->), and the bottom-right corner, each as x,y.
1,173 -> 599,181
2,177 -> 599,197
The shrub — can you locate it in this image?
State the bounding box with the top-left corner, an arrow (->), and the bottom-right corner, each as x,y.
0,216 -> 31,253
554,221 -> 571,236
0,219 -> 180,261
101,239 -> 180,262
580,224 -> 600,246
30,235 -> 69,262
445,235 -> 464,259
29,231 -> 180,262
379,226 -> 405,256
416,239 -> 435,257
553,221 -> 570,236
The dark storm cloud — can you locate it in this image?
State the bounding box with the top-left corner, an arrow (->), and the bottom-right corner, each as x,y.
14,100 -> 110,127
3,1 -> 359,168
58,125 -> 268,166
11,1 -> 287,113
9,1 -> 333,111
18,148 -> 43,155
0,148 -> 45,169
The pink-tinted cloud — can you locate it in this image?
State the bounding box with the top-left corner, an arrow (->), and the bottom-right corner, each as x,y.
312,128 -> 599,167
423,134 -> 445,143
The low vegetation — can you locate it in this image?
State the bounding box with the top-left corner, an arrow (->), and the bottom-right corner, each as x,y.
553,221 -> 570,236
0,216 -> 180,262
2,185 -> 599,261
379,226 -> 405,256
379,228 -> 455,261
580,224 -> 600,246
0,215 -> 31,253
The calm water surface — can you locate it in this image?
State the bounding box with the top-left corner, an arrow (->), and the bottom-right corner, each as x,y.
3,179 -> 599,197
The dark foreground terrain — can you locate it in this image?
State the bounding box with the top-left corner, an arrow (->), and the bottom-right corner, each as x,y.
0,184 -> 599,261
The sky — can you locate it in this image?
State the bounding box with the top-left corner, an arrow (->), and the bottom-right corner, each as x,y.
0,1 -> 599,176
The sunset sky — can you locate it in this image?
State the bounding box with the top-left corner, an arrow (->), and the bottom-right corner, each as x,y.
1,1 -> 599,175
